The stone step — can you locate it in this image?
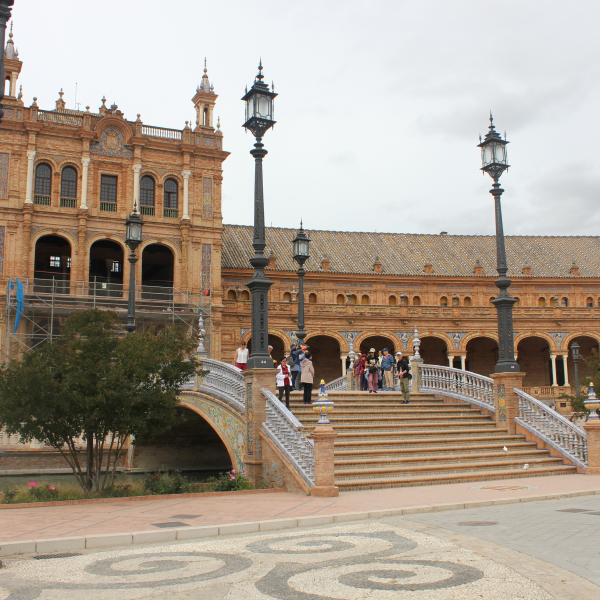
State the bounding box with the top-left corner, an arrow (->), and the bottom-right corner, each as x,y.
334,449 -> 553,470
290,407 -> 485,416
295,415 -> 493,424
334,441 -> 538,457
335,465 -> 577,490
333,456 -> 567,481
332,428 -> 510,442
307,422 -> 499,434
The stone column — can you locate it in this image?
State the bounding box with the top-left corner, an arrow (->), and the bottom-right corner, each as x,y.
550,354 -> 558,386
243,368 -> 277,488
490,372 -> 527,435
132,163 -> 142,209
584,420 -> 600,475
448,355 -> 455,368
460,355 -> 466,370
312,422 -> 339,497
25,150 -> 36,204
340,353 -> 347,376
182,170 -> 191,220
80,156 -> 90,209
562,355 -> 570,386
410,357 -> 423,393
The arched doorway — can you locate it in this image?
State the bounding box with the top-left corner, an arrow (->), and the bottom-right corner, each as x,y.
34,235 -> 71,294
142,244 -> 174,301
517,336 -> 551,387
305,335 -> 342,385
420,336 -> 447,366
89,240 -> 124,298
133,406 -> 232,477
566,336 -> 600,391
359,335 -> 396,357
247,334 -> 285,366
466,337 -> 497,376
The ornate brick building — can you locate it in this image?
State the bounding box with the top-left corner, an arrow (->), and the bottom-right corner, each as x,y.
1,26 -> 600,409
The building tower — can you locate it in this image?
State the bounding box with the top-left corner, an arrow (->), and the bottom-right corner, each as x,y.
3,22 -> 22,99
192,58 -> 217,130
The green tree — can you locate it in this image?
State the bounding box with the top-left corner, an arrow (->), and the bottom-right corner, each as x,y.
561,352 -> 600,421
0,310 -> 202,493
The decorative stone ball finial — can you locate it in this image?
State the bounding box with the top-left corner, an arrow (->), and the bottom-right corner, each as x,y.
313,380 -> 334,424
413,325 -> 421,360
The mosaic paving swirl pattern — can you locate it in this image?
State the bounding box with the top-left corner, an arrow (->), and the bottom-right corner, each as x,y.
0,523 -> 553,599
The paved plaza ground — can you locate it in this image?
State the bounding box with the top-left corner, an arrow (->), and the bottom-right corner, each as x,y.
0,474 -> 599,599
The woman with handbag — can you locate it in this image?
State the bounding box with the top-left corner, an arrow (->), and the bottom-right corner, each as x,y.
300,351 -> 315,405
276,357 -> 292,409
366,348 -> 379,394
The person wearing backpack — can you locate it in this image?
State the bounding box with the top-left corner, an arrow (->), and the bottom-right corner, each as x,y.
396,351 -> 411,404
380,348 -> 395,391
365,348 -> 379,393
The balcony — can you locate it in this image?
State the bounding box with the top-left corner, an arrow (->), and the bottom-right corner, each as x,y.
33,195 -> 51,205
100,202 -> 117,212
140,206 -> 155,216
164,208 -> 178,218
60,197 -> 77,208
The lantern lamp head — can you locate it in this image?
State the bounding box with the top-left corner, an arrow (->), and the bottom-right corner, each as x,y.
477,113 -> 509,180
241,60 -> 278,139
125,205 -> 143,251
292,221 -> 311,266
570,341 -> 580,359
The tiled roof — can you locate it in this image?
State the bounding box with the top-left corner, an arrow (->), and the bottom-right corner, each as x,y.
221,224 -> 600,278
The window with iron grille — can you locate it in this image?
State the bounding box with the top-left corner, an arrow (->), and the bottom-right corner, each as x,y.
140,175 -> 155,206
100,175 -> 117,203
34,163 -> 52,196
164,178 -> 178,209
61,167 -> 77,198
112,261 -> 120,273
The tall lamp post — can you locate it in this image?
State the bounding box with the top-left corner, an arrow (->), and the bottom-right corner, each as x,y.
125,204 -> 143,333
478,115 -> 519,373
0,1 -> 14,127
242,61 -> 277,369
292,222 -> 311,346
570,341 -> 580,397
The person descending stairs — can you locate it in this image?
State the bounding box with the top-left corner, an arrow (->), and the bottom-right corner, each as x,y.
289,390 -> 577,491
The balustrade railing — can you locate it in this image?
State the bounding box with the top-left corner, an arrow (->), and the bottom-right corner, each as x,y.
515,389 -> 587,469
325,375 -> 347,392
261,388 -> 315,487
142,125 -> 182,140
193,358 -> 245,411
37,110 -> 84,126
418,364 -> 495,413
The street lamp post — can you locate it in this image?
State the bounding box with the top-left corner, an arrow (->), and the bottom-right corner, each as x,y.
242,61 -> 277,369
292,222 -> 311,346
570,341 -> 580,397
478,114 -> 519,373
125,204 -> 143,333
0,1 -> 14,128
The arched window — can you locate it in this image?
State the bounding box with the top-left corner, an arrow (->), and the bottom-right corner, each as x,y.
283,292 -> 292,302
586,297 -> 593,307
388,295 -> 397,306
562,297 -> 568,307
440,296 -> 448,307
140,176 -> 155,215
34,163 -> 52,204
164,178 -> 178,217
464,297 -> 472,307
348,294 -> 357,305
308,293 -> 317,304
538,297 -> 546,307
241,290 -> 250,301
361,295 -> 369,305
336,294 -> 346,304
401,295 -> 408,306
227,289 -> 237,300
60,167 -> 77,207
413,296 -> 421,306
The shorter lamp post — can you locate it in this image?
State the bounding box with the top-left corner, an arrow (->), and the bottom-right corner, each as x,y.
125,205 -> 143,333
570,341 -> 580,397
292,222 -> 311,346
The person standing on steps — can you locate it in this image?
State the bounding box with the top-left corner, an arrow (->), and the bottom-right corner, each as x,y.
353,352 -> 363,390
396,351 -> 411,404
359,354 -> 368,391
300,351 -> 315,404
289,344 -> 300,391
268,345 -> 277,367
377,350 -> 384,390
234,341 -> 248,371
276,357 -> 292,409
366,348 -> 379,393
381,348 -> 395,391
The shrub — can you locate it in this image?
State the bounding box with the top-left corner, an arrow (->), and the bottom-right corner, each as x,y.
206,469 -> 252,492
142,471 -> 199,495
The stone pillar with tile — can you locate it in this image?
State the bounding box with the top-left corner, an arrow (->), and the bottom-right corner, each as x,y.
490,372 -> 526,435
312,423 -> 339,497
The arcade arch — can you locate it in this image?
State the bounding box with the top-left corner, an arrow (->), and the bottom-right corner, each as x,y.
142,244 -> 174,300
305,334 -> 342,385
465,336 -> 498,376
419,336 -> 447,366
247,333 -> 286,365
358,335 -> 396,357
34,235 -> 71,293
88,240 -> 124,297
517,336 -> 551,387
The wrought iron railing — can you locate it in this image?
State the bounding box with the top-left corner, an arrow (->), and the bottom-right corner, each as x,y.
164,208 -> 178,218
140,206 -> 155,216
324,375 -> 347,391
261,388 -> 315,487
418,364 -> 495,413
33,195 -> 51,205
100,202 -> 117,212
515,388 -> 587,469
193,358 -> 245,411
60,197 -> 77,208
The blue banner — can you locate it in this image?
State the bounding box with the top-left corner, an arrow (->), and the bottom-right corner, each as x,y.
12,279 -> 24,334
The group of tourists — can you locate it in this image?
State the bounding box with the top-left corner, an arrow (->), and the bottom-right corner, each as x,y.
235,341 -> 410,409
353,348 -> 411,403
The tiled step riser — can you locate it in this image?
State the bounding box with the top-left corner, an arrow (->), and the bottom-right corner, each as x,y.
336,467 -> 577,490
326,425 -> 500,435
301,418 -> 494,427
335,445 -> 539,458
334,459 -> 566,480
335,429 -> 507,441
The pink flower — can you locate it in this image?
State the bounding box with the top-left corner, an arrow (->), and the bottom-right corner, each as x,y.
242,469 -> 246,473
231,469 -> 237,474
48,486 -> 56,491
27,482 -> 37,487
194,482 -> 200,485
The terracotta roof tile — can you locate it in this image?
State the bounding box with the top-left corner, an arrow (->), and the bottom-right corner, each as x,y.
221,224 -> 600,278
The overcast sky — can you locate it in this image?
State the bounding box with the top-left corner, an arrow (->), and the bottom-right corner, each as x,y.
14,1 -> 600,236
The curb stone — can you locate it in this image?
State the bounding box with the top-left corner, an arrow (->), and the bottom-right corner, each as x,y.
1,487 -> 599,557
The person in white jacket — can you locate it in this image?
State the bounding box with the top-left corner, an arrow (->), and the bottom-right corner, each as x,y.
276,357 -> 292,409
